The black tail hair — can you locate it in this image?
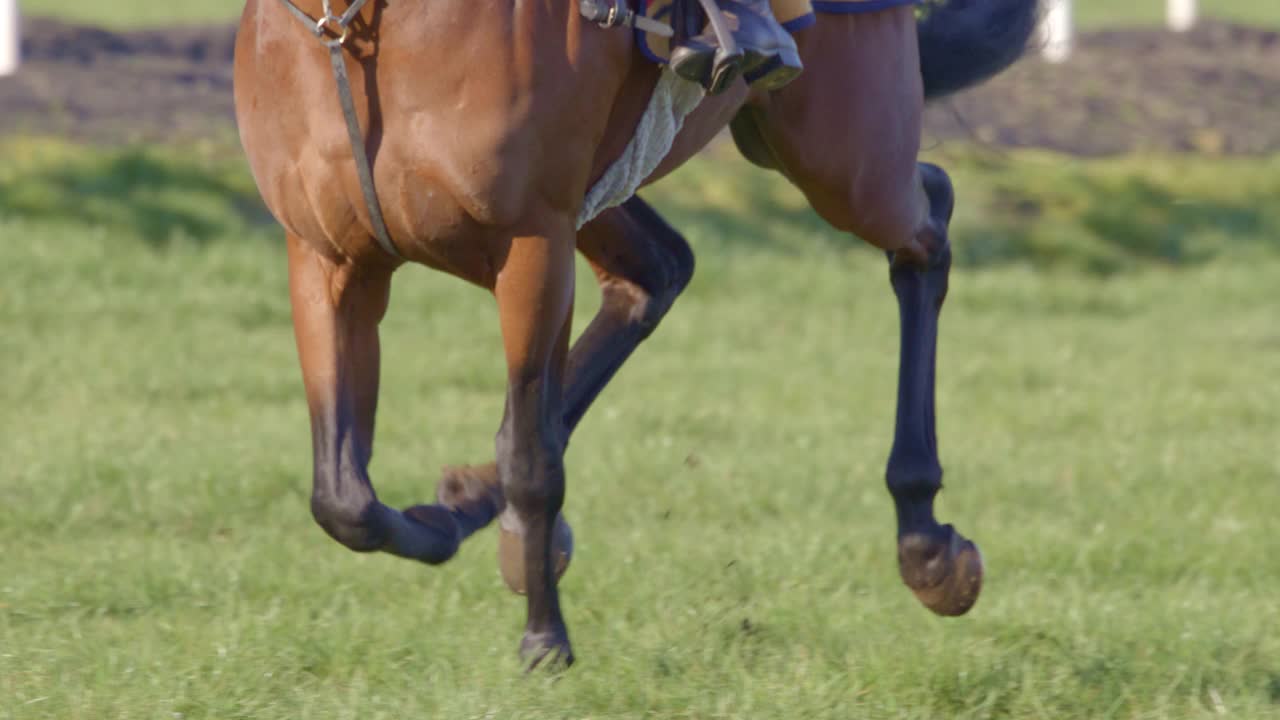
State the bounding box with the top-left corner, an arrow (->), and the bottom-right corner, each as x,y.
917,0 -> 1041,100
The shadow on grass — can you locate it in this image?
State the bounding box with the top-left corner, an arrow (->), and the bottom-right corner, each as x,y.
647,169 -> 841,257
649,150 -> 1280,275
4,141 -> 1279,274
0,145 -> 276,246
961,173 -> 1277,274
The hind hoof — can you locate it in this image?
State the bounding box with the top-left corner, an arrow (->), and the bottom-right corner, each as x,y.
437,464 -> 505,518
898,524 -> 983,616
498,511 -> 573,595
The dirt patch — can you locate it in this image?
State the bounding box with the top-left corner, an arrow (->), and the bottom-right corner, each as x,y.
1,18 -> 237,143
2,17 -> 1278,155
925,21 -> 1280,156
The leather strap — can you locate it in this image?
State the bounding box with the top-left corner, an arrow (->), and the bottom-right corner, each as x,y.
273,0 -> 402,260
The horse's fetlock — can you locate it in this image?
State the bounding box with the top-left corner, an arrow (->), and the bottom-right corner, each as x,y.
504,479 -> 565,519
500,456 -> 565,513
885,458 -> 942,497
310,491 -> 384,552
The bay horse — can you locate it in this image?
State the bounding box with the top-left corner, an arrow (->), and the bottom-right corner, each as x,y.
233,0 -> 1039,668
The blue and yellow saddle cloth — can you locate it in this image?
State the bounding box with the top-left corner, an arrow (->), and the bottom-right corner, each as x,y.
635,0 -> 921,64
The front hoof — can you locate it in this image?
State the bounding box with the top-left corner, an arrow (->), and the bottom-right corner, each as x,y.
520,629 -> 575,672
898,524 -> 983,616
498,511 -> 574,595
397,504 -> 462,565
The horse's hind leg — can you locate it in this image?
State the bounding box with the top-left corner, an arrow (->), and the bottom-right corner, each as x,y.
565,196 -> 695,432
439,196 -> 695,592
288,234 -> 469,564
492,225 -> 577,668
739,8 -> 981,614
886,166 -> 983,616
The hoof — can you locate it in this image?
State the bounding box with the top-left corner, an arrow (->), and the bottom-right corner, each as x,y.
396,504 -> 462,565
437,463 -> 505,513
498,511 -> 573,595
897,524 -> 983,616
520,628 -> 575,672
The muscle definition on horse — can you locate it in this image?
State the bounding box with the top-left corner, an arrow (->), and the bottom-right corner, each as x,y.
234,0 -> 1039,668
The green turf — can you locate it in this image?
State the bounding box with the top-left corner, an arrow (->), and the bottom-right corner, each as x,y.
18,0 -> 244,27
1,140 -> 1279,719
16,0 -> 1280,29
1072,0 -> 1280,29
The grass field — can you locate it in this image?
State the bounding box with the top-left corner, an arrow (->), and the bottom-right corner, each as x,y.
2,138 -> 1279,719
16,0 -> 1280,29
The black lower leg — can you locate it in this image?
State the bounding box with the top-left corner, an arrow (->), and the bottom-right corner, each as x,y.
885,239 -> 948,536
883,164 -> 983,617
563,196 -> 694,433
497,376 -> 572,668
885,164 -> 952,529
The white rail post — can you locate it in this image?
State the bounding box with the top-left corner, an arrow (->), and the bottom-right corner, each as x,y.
1167,0 -> 1197,32
0,0 -> 18,77
1040,0 -> 1073,63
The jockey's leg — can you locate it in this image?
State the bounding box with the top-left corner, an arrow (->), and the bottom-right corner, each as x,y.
741,6 -> 984,616
670,0 -> 802,93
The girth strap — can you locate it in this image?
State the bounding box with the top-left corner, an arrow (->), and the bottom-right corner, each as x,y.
273,0 -> 402,260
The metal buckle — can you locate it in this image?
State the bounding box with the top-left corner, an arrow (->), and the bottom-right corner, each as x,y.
314,14 -> 350,45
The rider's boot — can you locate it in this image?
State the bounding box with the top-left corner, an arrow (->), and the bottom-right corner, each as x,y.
669,0 -> 802,95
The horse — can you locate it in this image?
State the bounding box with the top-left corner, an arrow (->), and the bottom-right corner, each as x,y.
233,0 -> 1039,669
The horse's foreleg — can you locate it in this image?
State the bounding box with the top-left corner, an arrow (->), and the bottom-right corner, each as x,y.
288,234 -> 462,564
437,197 -> 693,565
492,224 -> 577,669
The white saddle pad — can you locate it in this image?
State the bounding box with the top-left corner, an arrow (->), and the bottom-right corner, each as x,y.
577,69 -> 705,229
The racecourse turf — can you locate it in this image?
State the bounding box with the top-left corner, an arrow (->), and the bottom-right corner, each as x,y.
1,138 -> 1278,719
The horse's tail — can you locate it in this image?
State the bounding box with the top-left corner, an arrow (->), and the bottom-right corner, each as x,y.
917,0 -> 1041,100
